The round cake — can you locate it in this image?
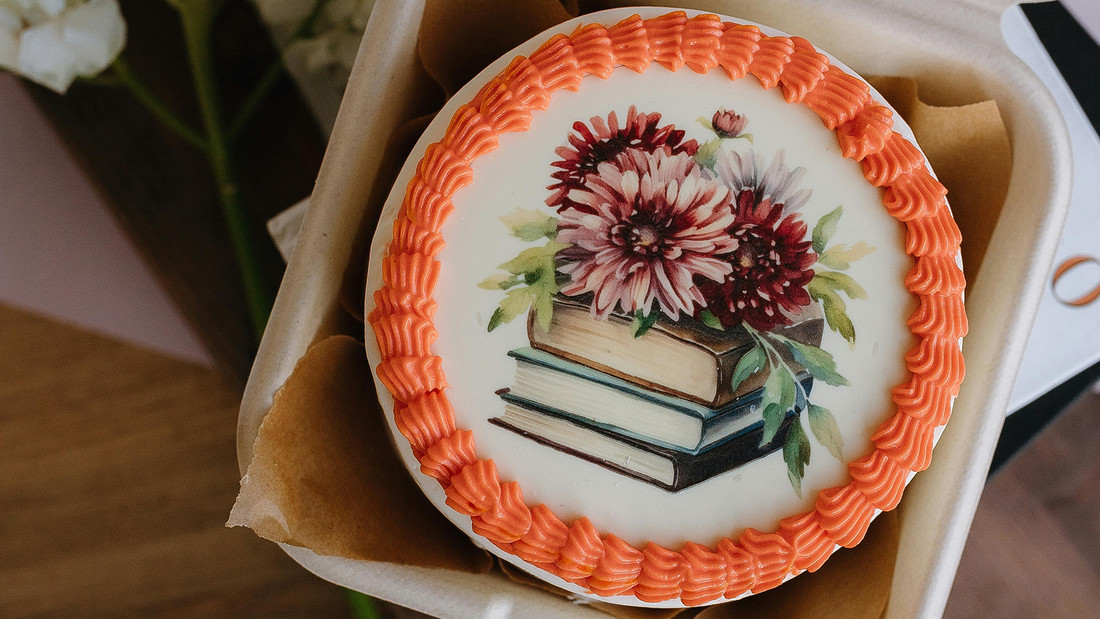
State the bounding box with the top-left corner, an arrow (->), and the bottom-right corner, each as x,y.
364,8 -> 966,609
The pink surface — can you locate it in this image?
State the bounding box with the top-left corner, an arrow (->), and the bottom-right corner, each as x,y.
0,73 -> 211,365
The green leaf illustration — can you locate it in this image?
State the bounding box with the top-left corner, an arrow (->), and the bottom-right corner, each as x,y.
783,419 -> 812,497
497,241 -> 570,275
760,365 -> 796,445
487,287 -> 534,332
500,286 -> 535,316
773,336 -> 849,387
697,116 -> 715,132
730,345 -> 766,392
693,137 -> 722,169
487,307 -> 505,332
630,309 -> 661,338
808,404 -> 845,461
478,273 -> 522,290
809,277 -> 856,346
818,241 -> 876,270
812,205 -> 843,254
532,285 -> 555,333
814,270 -> 868,300
485,235 -> 570,334
700,309 -> 725,331
499,209 -> 559,242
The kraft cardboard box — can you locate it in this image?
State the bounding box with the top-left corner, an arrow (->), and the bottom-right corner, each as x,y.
232,1 -> 1072,616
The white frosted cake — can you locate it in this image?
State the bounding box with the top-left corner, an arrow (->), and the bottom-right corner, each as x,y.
364,7 -> 966,608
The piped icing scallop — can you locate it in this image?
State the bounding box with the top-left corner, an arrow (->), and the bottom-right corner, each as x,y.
365,8 -> 965,608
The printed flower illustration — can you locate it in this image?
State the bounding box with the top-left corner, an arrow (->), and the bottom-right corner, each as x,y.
0,0 -> 126,94
710,147 -> 812,215
697,194 -> 817,331
484,106 -> 876,497
698,148 -> 816,330
711,109 -> 747,138
558,149 -> 736,319
547,106 -> 698,214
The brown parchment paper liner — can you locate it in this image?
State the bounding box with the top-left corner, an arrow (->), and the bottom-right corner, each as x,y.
231,1 -> 1011,615
228,335 -> 493,573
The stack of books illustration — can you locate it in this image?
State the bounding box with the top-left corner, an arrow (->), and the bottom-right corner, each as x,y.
491,296 -> 824,492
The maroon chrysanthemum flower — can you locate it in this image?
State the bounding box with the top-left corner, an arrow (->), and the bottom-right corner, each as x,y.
546,106 -> 699,214
697,150 -> 817,331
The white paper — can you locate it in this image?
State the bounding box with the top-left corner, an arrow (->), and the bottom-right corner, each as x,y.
1002,7 -> 1100,413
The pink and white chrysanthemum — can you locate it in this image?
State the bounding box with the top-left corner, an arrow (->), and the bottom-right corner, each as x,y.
557,149 -> 737,319
710,148 -> 811,215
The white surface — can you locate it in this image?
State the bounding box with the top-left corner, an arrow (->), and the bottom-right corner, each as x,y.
1003,6 -> 1100,412
0,73 -> 210,364
239,0 -> 1073,617
1062,0 -> 1100,46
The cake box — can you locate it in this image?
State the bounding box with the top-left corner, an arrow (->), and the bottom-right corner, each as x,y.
235,0 -> 1071,616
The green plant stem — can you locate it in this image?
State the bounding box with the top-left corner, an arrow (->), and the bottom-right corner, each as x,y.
175,0 -> 272,343
344,589 -> 381,619
111,57 -> 208,151
746,325 -> 810,405
227,0 -> 332,141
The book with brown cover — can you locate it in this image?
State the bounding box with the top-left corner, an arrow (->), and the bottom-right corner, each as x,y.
528,296 -> 824,408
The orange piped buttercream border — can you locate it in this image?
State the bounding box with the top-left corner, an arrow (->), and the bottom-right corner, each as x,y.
367,11 -> 967,605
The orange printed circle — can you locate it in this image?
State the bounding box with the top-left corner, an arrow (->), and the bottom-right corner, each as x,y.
1051,255 -> 1100,307
368,11 -> 967,606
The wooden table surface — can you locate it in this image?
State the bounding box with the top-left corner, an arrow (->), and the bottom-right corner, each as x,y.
0,304 -> 346,616
2,300 -> 1097,617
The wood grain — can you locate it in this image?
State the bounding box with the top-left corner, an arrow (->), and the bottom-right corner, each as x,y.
0,304 -> 346,616
945,391 -> 1100,618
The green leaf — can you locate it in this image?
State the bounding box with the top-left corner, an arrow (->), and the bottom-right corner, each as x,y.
760,365 -> 797,444
478,273 -> 521,290
630,309 -> 661,338
497,241 -> 570,275
487,287 -> 534,332
812,206 -> 843,254
774,336 -> 849,387
533,286 -> 555,333
500,286 -> 533,315
814,271 -> 868,300
808,404 -> 845,460
499,209 -> 559,242
693,138 -> 722,169
697,116 -> 714,132
762,403 -> 785,447
699,310 -> 725,331
809,278 -> 856,346
817,241 -> 876,270
730,345 -> 765,392
783,419 -> 812,497
487,307 -> 505,332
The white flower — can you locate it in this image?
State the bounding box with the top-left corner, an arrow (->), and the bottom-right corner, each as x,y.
710,147 -> 812,214
255,0 -> 373,80
0,0 -> 126,94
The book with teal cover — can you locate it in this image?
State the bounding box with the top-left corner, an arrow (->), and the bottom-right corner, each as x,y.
504,346 -> 814,452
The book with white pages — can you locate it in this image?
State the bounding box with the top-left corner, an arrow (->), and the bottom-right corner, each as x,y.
503,346 -> 813,453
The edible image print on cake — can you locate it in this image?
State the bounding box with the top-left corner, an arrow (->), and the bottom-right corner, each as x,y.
369,11 -> 965,605
481,106 -> 874,494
